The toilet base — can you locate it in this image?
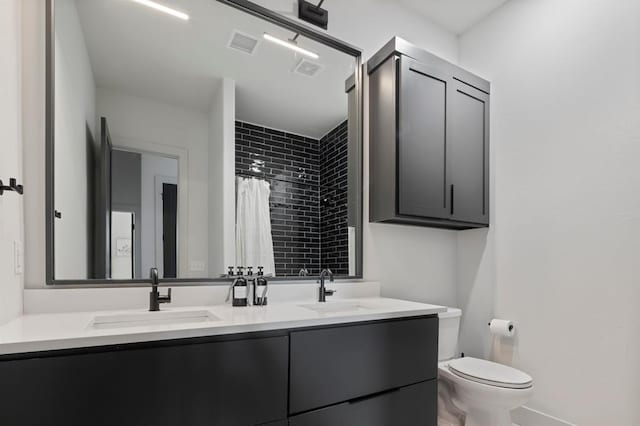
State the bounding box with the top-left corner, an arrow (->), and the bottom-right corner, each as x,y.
464,408 -> 512,426
438,376 -> 464,426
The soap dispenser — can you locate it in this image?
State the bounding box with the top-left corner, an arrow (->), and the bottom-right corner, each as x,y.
246,267 -> 255,306
232,267 -> 248,307
254,266 -> 268,306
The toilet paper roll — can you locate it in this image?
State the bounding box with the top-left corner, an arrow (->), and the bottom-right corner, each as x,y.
489,319 -> 515,337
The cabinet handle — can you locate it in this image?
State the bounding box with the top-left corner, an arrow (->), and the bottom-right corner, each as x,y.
347,387 -> 401,405
450,185 -> 454,215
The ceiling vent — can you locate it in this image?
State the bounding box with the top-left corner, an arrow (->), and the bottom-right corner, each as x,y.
293,58 -> 323,77
227,30 -> 259,55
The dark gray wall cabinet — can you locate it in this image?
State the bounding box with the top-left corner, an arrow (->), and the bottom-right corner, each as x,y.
0,316 -> 438,426
368,37 -> 490,229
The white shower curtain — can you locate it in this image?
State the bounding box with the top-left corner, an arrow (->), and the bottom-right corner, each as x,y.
235,177 -> 276,276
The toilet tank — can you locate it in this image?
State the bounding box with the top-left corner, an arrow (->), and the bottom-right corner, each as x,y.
438,307 -> 462,361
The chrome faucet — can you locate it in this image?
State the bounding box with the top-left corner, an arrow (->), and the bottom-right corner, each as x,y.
149,267 -> 172,311
318,268 -> 335,302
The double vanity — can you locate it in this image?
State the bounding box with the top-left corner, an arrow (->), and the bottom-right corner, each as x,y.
0,290 -> 444,426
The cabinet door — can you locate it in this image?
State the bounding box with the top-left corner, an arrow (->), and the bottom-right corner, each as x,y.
397,57 -> 450,219
448,79 -> 490,224
289,316 -> 438,414
289,380 -> 437,426
0,336 -> 289,426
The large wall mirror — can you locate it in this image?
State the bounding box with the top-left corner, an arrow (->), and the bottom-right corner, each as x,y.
46,0 -> 362,284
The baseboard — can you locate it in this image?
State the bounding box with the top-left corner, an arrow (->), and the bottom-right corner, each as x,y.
512,406 -> 576,426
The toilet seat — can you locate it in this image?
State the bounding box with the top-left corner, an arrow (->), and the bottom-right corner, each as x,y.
448,357 -> 533,389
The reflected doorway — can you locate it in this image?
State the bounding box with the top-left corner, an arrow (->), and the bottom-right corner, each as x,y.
157,179 -> 178,279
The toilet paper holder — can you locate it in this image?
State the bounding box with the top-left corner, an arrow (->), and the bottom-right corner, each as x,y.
488,319 -> 516,338
488,321 -> 514,332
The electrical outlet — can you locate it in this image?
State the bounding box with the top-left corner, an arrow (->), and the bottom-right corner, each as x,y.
190,260 -> 205,272
14,240 -> 23,275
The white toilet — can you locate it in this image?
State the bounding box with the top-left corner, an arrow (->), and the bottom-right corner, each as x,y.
437,308 -> 534,426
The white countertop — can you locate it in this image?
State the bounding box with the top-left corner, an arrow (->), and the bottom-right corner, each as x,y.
0,297 -> 446,355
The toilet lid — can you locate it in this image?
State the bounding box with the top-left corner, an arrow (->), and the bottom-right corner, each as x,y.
448,357 -> 533,389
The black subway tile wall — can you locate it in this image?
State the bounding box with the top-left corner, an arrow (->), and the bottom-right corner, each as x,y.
236,121 -> 320,276
320,120 -> 349,275
235,120 -> 350,277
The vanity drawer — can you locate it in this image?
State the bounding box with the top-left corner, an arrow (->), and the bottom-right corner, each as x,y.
0,335 -> 289,426
289,380 -> 437,426
289,316 -> 438,414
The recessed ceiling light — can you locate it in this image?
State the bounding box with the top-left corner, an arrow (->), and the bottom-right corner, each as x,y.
130,0 -> 190,21
263,33 -> 319,59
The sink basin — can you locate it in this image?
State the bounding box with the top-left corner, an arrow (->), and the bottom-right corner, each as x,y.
91,310 -> 219,329
298,302 -> 371,314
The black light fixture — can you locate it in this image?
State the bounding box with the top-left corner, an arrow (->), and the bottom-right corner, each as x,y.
298,0 -> 328,30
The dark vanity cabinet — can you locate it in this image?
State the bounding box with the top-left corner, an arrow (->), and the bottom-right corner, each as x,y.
368,37 -> 490,229
288,317 -> 438,425
0,316 -> 438,426
289,381 -> 437,426
0,335 -> 290,426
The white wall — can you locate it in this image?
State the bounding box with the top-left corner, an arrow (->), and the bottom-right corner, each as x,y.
0,0 -> 24,324
458,0 -> 640,424
96,88 -> 209,279
52,0 -> 96,279
22,0 -> 46,289
207,79 -> 236,277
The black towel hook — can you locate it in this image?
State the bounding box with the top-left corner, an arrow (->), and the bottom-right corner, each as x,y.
0,178 -> 24,196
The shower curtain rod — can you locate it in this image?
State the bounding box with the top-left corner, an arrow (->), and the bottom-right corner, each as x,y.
237,172 -> 316,187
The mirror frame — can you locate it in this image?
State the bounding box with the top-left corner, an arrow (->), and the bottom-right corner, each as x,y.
45,0 -> 363,285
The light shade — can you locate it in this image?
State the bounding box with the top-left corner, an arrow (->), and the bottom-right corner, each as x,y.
263,33 -> 319,59
130,0 -> 190,21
